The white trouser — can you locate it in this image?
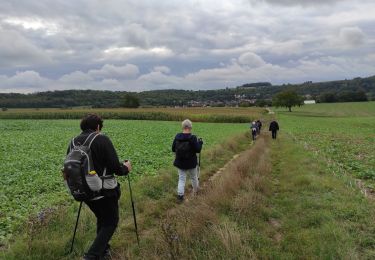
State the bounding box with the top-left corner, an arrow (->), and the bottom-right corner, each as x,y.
177,167 -> 199,196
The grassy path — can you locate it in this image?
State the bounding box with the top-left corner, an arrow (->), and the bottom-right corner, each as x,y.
261,134 -> 375,259
128,131 -> 375,259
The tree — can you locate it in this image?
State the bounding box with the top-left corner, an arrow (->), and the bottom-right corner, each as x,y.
272,90 -> 304,112
318,92 -> 337,103
121,94 -> 140,108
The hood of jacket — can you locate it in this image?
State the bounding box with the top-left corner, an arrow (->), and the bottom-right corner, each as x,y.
175,133 -> 193,141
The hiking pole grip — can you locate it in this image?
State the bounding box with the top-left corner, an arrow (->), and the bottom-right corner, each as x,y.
127,174 -> 140,246
70,201 -> 83,254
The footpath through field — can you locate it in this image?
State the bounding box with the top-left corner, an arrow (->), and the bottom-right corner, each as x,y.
116,131 -> 271,259
117,129 -> 375,259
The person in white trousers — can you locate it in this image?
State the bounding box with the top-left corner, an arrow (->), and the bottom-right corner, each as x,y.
172,119 -> 203,202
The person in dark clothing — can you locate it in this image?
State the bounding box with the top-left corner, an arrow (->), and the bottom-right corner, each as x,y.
256,120 -> 262,134
172,119 -> 203,202
67,114 -> 132,260
269,120 -> 279,139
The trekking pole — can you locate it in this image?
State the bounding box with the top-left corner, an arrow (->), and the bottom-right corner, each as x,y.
127,174 -> 140,246
198,152 -> 201,179
198,137 -> 202,180
69,201 -> 83,254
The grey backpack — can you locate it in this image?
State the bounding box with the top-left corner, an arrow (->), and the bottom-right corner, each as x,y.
63,133 -> 103,201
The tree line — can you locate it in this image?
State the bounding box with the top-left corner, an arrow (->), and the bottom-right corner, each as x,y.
0,75 -> 374,108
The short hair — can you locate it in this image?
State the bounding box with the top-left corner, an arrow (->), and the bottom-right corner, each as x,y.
182,119 -> 192,129
80,114 -> 103,131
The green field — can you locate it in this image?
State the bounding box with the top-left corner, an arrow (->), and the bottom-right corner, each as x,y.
0,119 -> 248,244
279,101 -> 375,117
2,102 -> 375,259
276,101 -> 375,184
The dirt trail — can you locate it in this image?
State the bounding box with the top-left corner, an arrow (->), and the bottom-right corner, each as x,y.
113,132 -> 271,259
185,138 -> 256,199
355,179 -> 375,200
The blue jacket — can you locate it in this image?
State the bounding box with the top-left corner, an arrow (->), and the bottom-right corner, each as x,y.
172,133 -> 203,170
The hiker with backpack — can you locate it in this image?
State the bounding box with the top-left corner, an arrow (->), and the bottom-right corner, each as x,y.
63,114 -> 132,260
250,121 -> 258,141
172,119 -> 203,202
269,120 -> 280,139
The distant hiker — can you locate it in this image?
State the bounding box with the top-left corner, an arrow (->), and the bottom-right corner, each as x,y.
256,120 -> 262,134
269,120 -> 279,139
64,114 -> 132,260
250,121 -> 258,141
172,119 -> 203,202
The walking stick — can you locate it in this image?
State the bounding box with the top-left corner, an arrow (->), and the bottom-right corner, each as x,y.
69,201 -> 83,254
127,174 -> 140,246
197,137 -> 202,180
198,152 -> 201,180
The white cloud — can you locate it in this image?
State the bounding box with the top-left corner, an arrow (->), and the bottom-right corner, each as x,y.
0,71 -> 50,92
3,17 -> 60,35
59,71 -> 93,84
101,46 -> 174,61
88,64 -> 139,79
238,52 -> 266,67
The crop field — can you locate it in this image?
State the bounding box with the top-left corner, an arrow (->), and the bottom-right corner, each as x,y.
280,101 -> 375,117
0,107 -> 265,122
0,119 -> 248,243
277,102 -> 375,185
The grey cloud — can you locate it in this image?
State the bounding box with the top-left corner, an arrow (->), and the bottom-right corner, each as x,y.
339,27 -> 365,47
0,29 -> 51,67
152,66 -> 171,74
0,0 -> 375,92
249,0 -> 343,6
123,23 -> 150,48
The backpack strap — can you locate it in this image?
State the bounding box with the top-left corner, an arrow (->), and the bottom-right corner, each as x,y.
87,133 -> 100,148
82,132 -> 96,146
69,139 -> 74,151
101,168 -> 113,179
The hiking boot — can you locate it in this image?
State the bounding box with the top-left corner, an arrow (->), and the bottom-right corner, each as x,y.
177,195 -> 184,203
103,245 -> 112,260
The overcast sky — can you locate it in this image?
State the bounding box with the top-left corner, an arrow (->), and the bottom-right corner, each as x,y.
0,0 -> 374,93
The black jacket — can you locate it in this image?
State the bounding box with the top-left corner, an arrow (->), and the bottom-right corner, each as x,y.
172,133 -> 202,170
269,121 -> 279,131
67,130 -> 128,197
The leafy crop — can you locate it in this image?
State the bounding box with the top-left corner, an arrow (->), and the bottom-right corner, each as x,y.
0,119 -> 248,243
278,103 -> 375,183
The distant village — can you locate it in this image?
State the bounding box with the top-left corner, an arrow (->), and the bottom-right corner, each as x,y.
185,94 -> 315,108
